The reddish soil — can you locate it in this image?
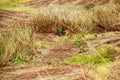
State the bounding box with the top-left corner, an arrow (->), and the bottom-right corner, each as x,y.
41,43 -> 79,65
75,76 -> 93,80
11,65 -> 81,79
0,65 -> 93,80
0,66 -> 32,75
32,33 -> 80,66
108,63 -> 120,80
86,34 -> 120,61
35,33 -> 58,41
22,0 -> 115,7
0,10 -> 33,28
89,39 -> 120,58
86,35 -> 120,48
11,67 -> 73,79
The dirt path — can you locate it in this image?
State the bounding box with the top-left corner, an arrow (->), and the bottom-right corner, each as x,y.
0,64 -> 94,80
86,32 -> 120,51
0,10 -> 33,28
22,0 -> 113,7
32,33 -> 80,66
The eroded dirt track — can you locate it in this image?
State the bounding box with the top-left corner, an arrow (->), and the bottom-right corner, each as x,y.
86,32 -> 120,51
0,10 -> 33,28
23,0 -> 114,7
86,33 -> 120,61
0,65 -> 93,80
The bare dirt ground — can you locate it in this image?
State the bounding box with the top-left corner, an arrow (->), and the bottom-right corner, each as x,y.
32,33 -> 80,66
0,10 -> 33,29
86,32 -> 120,51
22,0 -> 113,7
0,31 -> 91,80
0,64 -> 94,80
107,62 -> 120,80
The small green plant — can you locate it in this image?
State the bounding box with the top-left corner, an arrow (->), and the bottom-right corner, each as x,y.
70,35 -> 88,53
10,0 -> 30,3
85,2 -> 94,10
0,0 -> 36,12
64,54 -> 90,65
64,45 -> 115,65
96,46 -> 115,62
41,40 -> 47,49
84,33 -> 96,39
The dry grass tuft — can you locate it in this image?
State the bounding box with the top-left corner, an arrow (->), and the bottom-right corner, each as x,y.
32,5 -> 94,34
93,3 -> 120,32
0,28 -> 36,67
1,2 -> 120,35
30,2 -> 120,34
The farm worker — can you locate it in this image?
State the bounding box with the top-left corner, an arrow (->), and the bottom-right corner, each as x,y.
60,26 -> 63,36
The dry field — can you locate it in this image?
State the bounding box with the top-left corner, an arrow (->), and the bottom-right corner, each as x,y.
0,0 -> 120,80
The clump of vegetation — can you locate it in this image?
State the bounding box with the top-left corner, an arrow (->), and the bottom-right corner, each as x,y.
93,3 -> 120,31
0,0 -> 30,4
84,33 -> 96,39
0,28 -> 36,67
33,5 -> 94,34
0,0 -> 11,6
10,0 -> 31,3
0,0 -> 35,12
1,2 -> 120,33
85,2 -> 94,10
64,45 -> 115,65
32,2 -> 120,34
70,35 -> 88,53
